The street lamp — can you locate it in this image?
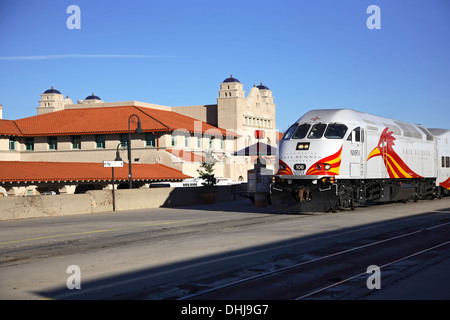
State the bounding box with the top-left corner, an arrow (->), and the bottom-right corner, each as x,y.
111,143 -> 123,211
127,114 -> 143,189
115,143 -> 123,162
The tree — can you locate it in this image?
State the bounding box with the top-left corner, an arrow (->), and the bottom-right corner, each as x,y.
197,160 -> 217,193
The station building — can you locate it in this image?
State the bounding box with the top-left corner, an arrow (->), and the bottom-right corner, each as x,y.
0,76 -> 278,195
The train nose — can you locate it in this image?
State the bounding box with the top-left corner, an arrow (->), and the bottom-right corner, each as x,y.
305,146 -> 343,176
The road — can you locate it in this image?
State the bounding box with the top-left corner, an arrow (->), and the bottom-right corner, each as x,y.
0,197 -> 449,301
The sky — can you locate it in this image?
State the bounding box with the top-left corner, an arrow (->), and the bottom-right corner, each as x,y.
0,0 -> 449,132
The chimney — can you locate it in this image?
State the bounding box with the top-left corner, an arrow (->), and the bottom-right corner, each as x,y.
0,105 -> 3,120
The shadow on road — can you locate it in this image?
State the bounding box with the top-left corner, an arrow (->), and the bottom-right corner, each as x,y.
33,205 -> 450,300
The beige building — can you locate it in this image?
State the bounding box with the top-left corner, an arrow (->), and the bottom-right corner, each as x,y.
0,76 -> 278,194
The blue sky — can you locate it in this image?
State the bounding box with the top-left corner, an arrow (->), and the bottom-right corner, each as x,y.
0,0 -> 449,132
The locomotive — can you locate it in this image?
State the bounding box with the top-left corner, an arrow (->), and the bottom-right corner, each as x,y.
271,109 -> 450,212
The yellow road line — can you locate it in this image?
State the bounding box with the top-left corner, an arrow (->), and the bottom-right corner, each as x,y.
0,219 -> 196,245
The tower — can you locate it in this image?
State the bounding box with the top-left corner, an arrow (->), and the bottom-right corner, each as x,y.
78,93 -> 103,104
216,75 -> 245,130
37,87 -> 65,115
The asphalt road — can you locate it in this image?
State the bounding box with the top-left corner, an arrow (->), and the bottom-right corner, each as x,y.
0,197 -> 449,300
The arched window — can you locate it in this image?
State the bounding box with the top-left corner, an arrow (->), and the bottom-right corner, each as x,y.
246,135 -> 252,147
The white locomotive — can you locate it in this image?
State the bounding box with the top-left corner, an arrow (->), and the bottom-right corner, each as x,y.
271,109 -> 450,212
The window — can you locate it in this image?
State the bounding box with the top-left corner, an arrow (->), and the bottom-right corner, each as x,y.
25,137 -> 34,151
9,137 -> 15,150
171,135 -> 176,147
145,133 -> 156,147
292,123 -> 311,139
119,134 -> 127,148
325,124 -> 348,139
308,123 -> 327,139
197,136 -> 201,148
282,124 -> 298,140
96,134 -> 106,148
72,135 -> 81,149
209,137 -> 214,149
184,135 -> 190,148
48,136 -> 57,150
347,127 -> 362,142
444,156 -> 450,168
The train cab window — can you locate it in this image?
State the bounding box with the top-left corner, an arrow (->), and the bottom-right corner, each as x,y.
308,123 -> 327,139
282,123 -> 298,140
347,127 -> 361,142
444,156 -> 450,168
292,123 -> 311,139
325,124 -> 348,139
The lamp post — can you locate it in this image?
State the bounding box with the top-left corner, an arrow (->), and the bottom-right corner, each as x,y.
127,114 -> 143,189
112,143 -> 123,211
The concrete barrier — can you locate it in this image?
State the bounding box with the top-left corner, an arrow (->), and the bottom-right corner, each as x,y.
0,185 -> 242,220
0,194 -> 92,221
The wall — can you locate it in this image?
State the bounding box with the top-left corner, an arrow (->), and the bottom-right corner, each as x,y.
0,185 -> 243,221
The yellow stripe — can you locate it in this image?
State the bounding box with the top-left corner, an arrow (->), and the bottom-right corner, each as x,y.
386,154 -> 412,178
328,156 -> 341,165
0,219 -> 196,245
386,160 -> 400,178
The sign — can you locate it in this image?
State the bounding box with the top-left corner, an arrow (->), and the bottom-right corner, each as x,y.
254,130 -> 265,139
103,161 -> 124,168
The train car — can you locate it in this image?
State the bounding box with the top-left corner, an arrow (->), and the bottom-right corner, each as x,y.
271,109 -> 446,212
429,128 -> 450,197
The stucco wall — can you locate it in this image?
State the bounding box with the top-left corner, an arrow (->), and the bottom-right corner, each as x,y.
0,185 -> 242,220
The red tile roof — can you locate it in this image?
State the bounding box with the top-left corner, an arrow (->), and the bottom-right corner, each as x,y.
0,161 -> 191,183
0,120 -> 21,136
1,106 -> 238,137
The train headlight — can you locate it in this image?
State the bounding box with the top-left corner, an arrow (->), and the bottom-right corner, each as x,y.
296,142 -> 310,150
315,164 -> 322,170
324,163 -> 332,171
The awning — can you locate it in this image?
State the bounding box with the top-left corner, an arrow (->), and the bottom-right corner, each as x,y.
233,142 -> 277,156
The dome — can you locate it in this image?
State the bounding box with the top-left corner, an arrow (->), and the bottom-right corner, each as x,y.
85,93 -> 101,100
256,83 -> 269,90
223,75 -> 240,83
44,86 -> 61,94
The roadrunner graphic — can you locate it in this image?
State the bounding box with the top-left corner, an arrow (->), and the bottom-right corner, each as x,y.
440,177 -> 450,190
368,127 -> 423,179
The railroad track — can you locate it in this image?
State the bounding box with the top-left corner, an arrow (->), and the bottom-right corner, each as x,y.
173,216 -> 450,300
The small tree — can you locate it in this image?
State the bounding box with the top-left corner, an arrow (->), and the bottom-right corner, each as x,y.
197,160 -> 217,192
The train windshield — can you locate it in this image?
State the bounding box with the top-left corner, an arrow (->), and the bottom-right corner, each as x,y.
284,123 -> 348,140
282,123 -> 298,140
292,123 -> 311,139
324,123 -> 348,139
307,123 -> 327,139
